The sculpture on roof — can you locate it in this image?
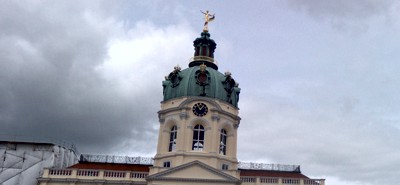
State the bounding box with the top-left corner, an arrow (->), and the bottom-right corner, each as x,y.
201,10 -> 215,32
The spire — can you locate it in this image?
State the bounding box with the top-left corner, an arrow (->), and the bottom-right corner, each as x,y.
189,11 -> 218,70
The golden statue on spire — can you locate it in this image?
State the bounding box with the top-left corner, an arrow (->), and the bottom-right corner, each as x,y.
201,10 -> 215,32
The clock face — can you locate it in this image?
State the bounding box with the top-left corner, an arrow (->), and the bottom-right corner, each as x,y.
192,103 -> 208,117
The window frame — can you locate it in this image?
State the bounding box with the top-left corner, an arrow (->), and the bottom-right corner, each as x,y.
168,126 -> 178,152
222,164 -> 229,170
192,124 -> 205,151
163,161 -> 171,168
219,129 -> 227,155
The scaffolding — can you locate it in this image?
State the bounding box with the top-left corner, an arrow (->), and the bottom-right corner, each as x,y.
0,141 -> 78,185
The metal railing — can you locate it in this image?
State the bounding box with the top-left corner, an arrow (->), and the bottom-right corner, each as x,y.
80,154 -> 153,165
80,155 -> 302,173
238,162 -> 301,172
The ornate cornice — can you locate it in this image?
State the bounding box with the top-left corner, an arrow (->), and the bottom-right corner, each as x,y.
159,97 -> 241,122
179,97 -> 223,110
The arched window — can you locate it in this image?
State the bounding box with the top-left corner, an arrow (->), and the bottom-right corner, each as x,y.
192,124 -> 205,151
219,129 -> 227,155
168,126 -> 177,152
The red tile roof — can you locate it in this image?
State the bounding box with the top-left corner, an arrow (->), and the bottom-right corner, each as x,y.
68,162 -> 151,172
240,169 -> 309,179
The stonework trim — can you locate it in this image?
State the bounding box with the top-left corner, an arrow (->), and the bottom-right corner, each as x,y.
158,107 -> 186,115
158,97 -> 241,122
164,118 -> 179,130
179,97 -> 223,111
147,160 -> 240,182
188,117 -> 210,128
148,177 -> 239,183
219,121 -> 235,134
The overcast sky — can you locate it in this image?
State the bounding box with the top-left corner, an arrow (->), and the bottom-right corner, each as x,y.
1,1 -> 400,185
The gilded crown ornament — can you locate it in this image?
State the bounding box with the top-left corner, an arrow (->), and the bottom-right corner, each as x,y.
199,63 -> 207,72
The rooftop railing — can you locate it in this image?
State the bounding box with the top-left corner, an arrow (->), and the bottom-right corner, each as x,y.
238,162 -> 301,172
80,155 -> 303,173
80,154 -> 153,165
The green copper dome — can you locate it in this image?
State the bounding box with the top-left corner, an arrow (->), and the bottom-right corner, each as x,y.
162,32 -> 240,107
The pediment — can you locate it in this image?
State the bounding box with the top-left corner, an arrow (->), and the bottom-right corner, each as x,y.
147,160 -> 240,183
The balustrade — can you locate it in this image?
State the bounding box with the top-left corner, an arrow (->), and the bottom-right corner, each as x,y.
240,176 -> 325,185
104,171 -> 126,178
241,177 -> 256,183
77,169 -> 99,176
282,178 -> 300,184
46,168 -> 148,181
131,172 -> 148,178
46,168 -> 324,185
260,177 -> 278,184
304,179 -> 325,185
49,169 -> 72,176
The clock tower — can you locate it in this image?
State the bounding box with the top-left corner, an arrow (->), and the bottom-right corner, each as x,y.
148,29 -> 241,183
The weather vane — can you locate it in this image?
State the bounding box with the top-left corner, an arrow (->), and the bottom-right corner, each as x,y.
201,10 -> 215,32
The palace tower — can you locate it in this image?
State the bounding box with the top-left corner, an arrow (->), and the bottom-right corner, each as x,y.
147,30 -> 242,184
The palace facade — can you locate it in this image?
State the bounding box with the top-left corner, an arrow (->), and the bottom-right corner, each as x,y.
37,29 -> 325,185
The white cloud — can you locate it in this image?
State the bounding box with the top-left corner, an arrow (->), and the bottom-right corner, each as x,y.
96,21 -> 196,97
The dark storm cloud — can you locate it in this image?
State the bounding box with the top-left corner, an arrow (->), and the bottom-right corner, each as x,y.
2,1 -> 400,184
0,1 -> 159,154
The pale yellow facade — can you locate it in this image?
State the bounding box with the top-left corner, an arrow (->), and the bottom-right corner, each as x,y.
152,96 -> 240,179
38,168 -> 147,185
37,93 -> 325,185
38,168 -> 325,185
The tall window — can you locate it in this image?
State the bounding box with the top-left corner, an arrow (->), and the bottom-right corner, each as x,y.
192,124 -> 205,151
169,126 -> 177,152
219,129 -> 227,155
